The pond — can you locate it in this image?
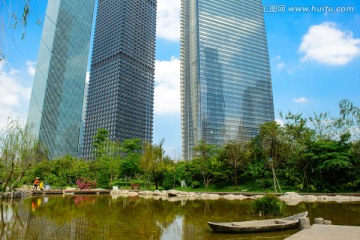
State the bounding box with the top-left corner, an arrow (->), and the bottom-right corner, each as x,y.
1,195 -> 360,240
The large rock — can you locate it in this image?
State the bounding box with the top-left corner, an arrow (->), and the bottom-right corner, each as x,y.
188,192 -> 199,199
207,194 -> 221,199
280,192 -> 301,201
302,195 -> 318,202
177,191 -> 189,197
314,218 -> 324,224
153,190 -> 162,195
110,189 -> 139,198
138,190 -> 153,195
250,195 -> 265,200
334,195 -> 360,202
199,193 -> 220,200
299,217 -> 311,230
222,194 -> 236,200
324,220 -> 332,225
0,191 -> 26,199
167,190 -> 179,196
316,196 -> 333,202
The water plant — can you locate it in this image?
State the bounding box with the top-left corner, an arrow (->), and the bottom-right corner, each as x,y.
253,194 -> 283,216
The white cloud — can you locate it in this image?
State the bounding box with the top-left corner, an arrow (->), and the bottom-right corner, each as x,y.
0,61 -> 32,129
154,57 -> 180,115
277,62 -> 285,70
26,60 -> 36,76
156,0 -> 180,41
293,97 -> 309,103
299,22 -> 360,65
276,119 -> 285,127
272,55 -> 285,71
86,71 -> 90,84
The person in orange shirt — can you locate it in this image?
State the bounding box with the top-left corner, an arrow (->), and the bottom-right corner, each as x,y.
33,177 -> 40,191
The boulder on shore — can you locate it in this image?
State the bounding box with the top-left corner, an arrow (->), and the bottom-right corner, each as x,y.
0,191 -> 26,199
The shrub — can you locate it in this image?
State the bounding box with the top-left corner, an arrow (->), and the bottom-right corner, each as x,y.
253,194 -> 283,216
76,178 -> 97,190
162,174 -> 177,190
191,181 -> 201,188
256,178 -> 273,190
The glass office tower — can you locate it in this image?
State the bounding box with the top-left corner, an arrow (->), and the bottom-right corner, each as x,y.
27,0 -> 95,159
181,0 -> 274,159
82,0 -> 157,159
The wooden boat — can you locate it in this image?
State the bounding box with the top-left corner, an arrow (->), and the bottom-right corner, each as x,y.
208,211 -> 308,233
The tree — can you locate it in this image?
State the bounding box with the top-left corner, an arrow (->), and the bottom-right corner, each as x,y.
1,0 -> 42,61
303,134 -> 354,192
141,139 -> 166,190
309,112 -> 341,141
222,141 -> 251,188
160,156 -> 176,190
280,112 -> 314,190
118,138 -> 142,186
338,99 -> 360,141
192,140 -> 220,188
258,121 -> 292,193
121,138 -> 142,154
173,160 -> 193,187
351,140 -> 360,190
281,112 -> 314,142
353,141 -> 360,162
119,154 -> 140,186
92,128 -> 109,158
0,118 -> 46,191
91,129 -> 124,188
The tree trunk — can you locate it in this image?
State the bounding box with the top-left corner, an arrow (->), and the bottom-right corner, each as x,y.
205,175 -> 212,189
202,173 -> 207,188
10,172 -> 25,191
234,167 -> 238,188
2,161 -> 15,191
0,204 -> 5,236
272,167 -> 277,193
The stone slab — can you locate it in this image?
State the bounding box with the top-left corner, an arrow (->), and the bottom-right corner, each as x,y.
286,224 -> 360,240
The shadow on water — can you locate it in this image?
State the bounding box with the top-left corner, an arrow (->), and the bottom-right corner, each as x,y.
0,195 -> 359,240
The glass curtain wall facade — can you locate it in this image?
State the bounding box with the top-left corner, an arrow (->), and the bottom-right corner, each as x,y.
181,0 -> 274,160
82,0 -> 157,159
27,0 -> 95,159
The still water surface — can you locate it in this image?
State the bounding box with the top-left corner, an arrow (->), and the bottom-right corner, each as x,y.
1,195 -> 360,240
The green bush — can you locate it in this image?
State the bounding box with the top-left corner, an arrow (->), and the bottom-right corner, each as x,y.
253,194 -> 283,216
256,178 -> 273,190
162,174 -> 176,190
76,178 -> 97,189
191,181 -> 201,188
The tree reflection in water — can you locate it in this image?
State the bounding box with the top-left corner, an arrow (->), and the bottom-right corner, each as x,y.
0,196 -> 359,240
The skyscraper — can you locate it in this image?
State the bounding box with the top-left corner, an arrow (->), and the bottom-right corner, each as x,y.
181,0 -> 274,159
27,0 -> 95,159
82,0 -> 157,159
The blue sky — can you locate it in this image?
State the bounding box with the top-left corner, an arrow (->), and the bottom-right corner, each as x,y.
1,0 -> 359,159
